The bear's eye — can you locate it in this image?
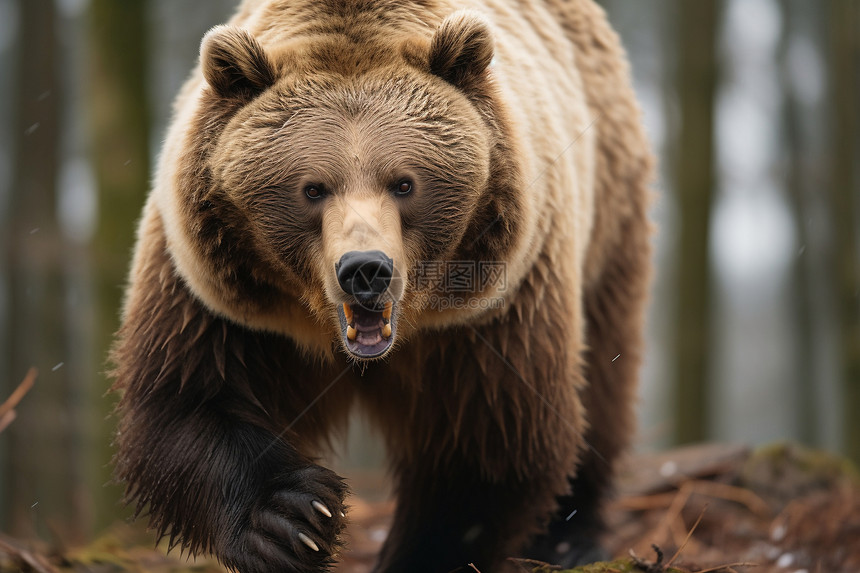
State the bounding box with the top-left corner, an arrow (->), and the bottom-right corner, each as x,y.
304,185 -> 325,200
394,180 -> 413,197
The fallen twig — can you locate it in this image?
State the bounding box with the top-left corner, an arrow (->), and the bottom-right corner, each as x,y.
618,480 -> 769,519
0,534 -> 59,573
0,368 -> 37,433
666,504 -> 707,568
695,562 -> 759,572
507,556 -> 561,571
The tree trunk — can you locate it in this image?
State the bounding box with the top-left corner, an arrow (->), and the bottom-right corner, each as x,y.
825,0 -> 860,464
87,0 -> 152,530
777,0 -> 817,447
1,0 -> 76,538
672,0 -> 720,445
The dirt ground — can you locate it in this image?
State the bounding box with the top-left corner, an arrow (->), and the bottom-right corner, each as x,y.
1,442 -> 857,573
600,443 -> 860,573
335,443 -> 860,573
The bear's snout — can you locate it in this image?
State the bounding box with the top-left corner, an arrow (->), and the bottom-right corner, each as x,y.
335,250 -> 394,303
335,250 -> 398,358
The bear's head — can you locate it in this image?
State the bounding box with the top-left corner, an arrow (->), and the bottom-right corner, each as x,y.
163,10 -> 521,361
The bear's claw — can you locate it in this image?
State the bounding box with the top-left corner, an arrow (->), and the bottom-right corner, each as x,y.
312,500 -> 333,518
221,465 -> 347,573
297,532 -> 320,552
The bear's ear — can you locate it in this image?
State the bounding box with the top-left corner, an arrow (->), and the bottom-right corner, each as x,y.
200,25 -> 276,99
429,11 -> 494,89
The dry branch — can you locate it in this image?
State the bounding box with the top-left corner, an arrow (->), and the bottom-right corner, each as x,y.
0,368 -> 37,432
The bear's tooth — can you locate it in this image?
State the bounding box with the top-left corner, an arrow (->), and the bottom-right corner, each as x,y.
312,500 -> 332,518
342,302 -> 353,324
382,323 -> 392,338
382,301 -> 392,320
347,325 -> 357,341
298,532 -> 319,552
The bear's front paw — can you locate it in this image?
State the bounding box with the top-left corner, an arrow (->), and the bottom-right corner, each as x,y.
223,466 -> 348,573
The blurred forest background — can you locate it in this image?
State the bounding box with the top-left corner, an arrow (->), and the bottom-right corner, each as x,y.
0,0 -> 857,549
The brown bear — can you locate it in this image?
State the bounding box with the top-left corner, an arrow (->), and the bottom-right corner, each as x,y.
110,1 -> 653,572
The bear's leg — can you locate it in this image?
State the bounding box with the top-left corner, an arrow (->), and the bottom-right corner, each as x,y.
374,457 -> 572,573
525,230 -> 650,567
112,234 -> 350,573
375,467 -> 506,572
369,338 -> 584,573
117,384 -> 349,573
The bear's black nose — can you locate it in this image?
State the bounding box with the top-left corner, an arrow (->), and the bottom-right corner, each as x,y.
336,250 -> 393,301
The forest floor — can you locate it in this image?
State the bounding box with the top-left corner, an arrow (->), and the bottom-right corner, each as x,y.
0,442 -> 857,573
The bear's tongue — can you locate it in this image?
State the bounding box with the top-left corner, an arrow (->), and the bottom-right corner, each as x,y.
354,312 -> 383,346
340,301 -> 394,358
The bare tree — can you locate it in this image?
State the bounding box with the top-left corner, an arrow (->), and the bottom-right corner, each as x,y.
825,0 -> 860,463
1,0 -> 77,537
778,0 -> 818,447
672,0 -> 721,444
87,0 -> 152,528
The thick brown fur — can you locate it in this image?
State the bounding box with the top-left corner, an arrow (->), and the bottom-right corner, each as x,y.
111,1 -> 653,572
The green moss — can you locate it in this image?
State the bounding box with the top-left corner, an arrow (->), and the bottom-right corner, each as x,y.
742,442 -> 860,495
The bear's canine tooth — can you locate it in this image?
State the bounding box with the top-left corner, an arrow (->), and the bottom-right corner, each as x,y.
342,302 -> 353,325
312,500 -> 332,518
347,325 -> 357,341
297,532 -> 319,552
382,323 -> 392,338
382,301 -> 392,320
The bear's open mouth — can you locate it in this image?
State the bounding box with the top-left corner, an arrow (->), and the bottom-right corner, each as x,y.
337,301 -> 395,359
